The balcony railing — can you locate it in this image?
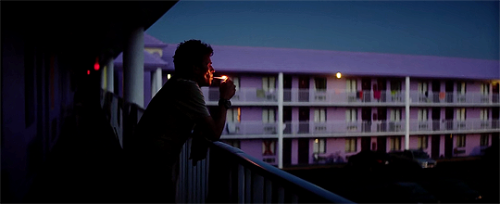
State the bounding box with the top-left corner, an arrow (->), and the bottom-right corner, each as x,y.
201,87 -> 277,103
410,92 -> 499,104
223,121 -> 406,136
201,87 -> 499,105
409,120 -> 500,132
224,119 -> 500,137
177,138 -> 354,203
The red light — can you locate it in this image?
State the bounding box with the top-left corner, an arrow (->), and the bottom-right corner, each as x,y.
94,57 -> 100,71
94,62 -> 100,71
87,70 -> 90,75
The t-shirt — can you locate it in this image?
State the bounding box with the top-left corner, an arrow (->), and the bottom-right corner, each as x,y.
133,77 -> 210,159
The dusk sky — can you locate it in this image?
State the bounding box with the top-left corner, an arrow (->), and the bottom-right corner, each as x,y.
147,1 -> 499,60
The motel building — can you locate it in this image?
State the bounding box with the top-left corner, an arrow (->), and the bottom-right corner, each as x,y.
102,33 -> 499,168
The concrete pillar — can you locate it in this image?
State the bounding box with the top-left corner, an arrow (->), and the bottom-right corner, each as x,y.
278,72 -> 284,169
151,68 -> 162,98
106,57 -> 114,93
123,26 -> 144,108
405,76 -> 410,150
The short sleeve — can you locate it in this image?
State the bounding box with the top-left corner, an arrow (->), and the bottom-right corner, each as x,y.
175,81 -> 211,121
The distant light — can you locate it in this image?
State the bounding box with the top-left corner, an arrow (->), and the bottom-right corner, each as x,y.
167,74 -> 171,79
314,139 -> 318,143
94,57 -> 100,71
87,70 -> 90,75
336,72 -> 342,79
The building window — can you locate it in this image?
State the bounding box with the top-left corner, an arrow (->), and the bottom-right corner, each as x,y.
346,79 -> 357,93
480,134 -> 489,147
456,108 -> 466,121
418,82 -> 428,94
417,136 -> 428,149
227,108 -> 241,122
389,137 -> 401,151
480,83 -> 490,95
345,138 -> 357,153
262,139 -> 276,155
262,76 -> 276,92
314,77 -> 327,91
262,108 -> 275,123
457,82 -> 466,94
480,109 -> 489,121
418,109 -> 428,122
456,135 -> 466,148
314,108 -> 326,122
224,140 -> 240,149
346,109 -> 357,122
390,108 -> 402,122
313,138 -> 326,153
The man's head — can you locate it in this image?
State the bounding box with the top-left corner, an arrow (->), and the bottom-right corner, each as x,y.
173,40 -> 215,86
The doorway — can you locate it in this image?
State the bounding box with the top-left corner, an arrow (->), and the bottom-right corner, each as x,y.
298,107 -> 309,134
377,107 -> 387,132
362,107 -> 372,132
445,81 -> 453,103
298,76 -> 309,102
493,107 -> 499,129
361,137 -> 371,151
432,107 -> 441,131
432,80 -> 440,102
283,139 -> 292,166
283,107 -> 292,134
445,134 -> 453,158
298,138 -> 309,165
377,79 -> 387,102
362,78 -> 371,102
377,136 -> 387,153
431,135 -> 440,158
445,108 -> 453,130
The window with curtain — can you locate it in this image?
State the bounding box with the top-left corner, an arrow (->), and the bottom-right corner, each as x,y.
346,109 -> 357,122
262,76 -> 276,92
417,136 -> 428,149
262,139 -> 276,155
480,83 -> 490,95
456,108 -> 466,121
390,109 -> 402,122
345,138 -> 357,152
457,82 -> 466,94
418,82 -> 428,94
389,137 -> 401,151
314,108 -> 326,122
346,79 -> 357,93
418,109 -> 428,122
313,138 -> 326,153
262,108 -> 275,123
480,134 -> 489,147
480,109 -> 489,121
314,77 -> 327,91
456,135 -> 466,147
227,107 -> 241,122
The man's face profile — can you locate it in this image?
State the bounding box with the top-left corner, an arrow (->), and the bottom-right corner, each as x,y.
194,54 -> 214,87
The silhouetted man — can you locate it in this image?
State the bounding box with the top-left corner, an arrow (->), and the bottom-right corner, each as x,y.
129,40 -> 235,203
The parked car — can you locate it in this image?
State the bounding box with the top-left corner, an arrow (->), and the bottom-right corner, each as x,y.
389,149 -> 437,168
351,182 -> 438,203
347,150 -> 391,171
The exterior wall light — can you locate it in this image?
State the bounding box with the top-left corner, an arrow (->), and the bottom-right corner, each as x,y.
336,72 -> 342,79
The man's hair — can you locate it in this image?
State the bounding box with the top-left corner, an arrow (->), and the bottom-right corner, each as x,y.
173,40 -> 213,76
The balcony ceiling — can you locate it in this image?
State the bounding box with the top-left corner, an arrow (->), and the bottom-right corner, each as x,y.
3,1 -> 177,71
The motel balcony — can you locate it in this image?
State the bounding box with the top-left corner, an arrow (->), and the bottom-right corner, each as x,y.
408,119 -> 500,134
202,87 -> 279,106
220,121 -> 406,139
409,92 -> 499,105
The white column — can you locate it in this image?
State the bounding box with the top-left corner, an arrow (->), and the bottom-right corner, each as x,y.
278,72 -> 284,169
123,26 -> 144,108
106,57 -> 114,93
151,68 -> 162,98
405,76 -> 410,150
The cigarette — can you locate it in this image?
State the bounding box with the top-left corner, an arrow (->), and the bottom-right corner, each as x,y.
213,76 -> 228,80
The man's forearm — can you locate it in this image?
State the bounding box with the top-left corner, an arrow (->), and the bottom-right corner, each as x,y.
210,104 -> 227,140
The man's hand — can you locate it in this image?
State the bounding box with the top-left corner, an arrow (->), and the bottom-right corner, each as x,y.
219,79 -> 236,100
